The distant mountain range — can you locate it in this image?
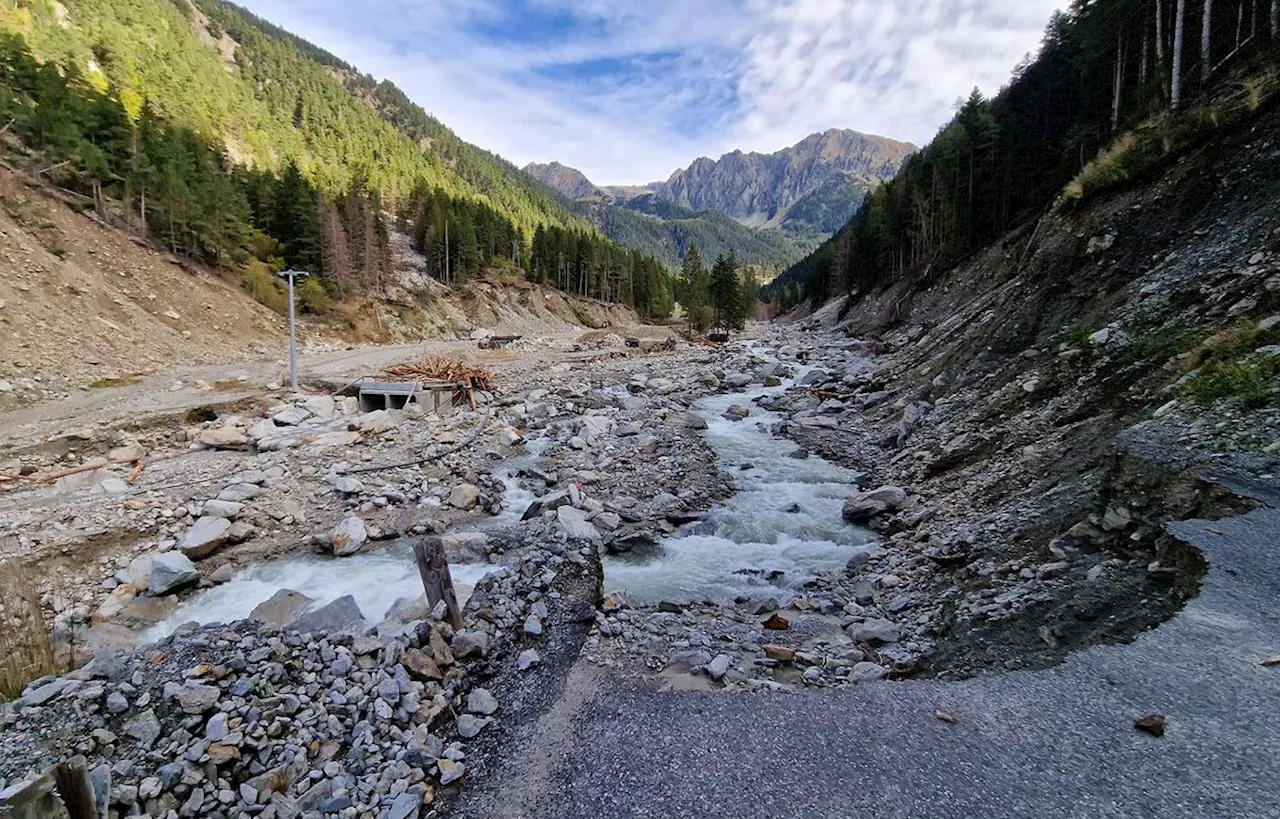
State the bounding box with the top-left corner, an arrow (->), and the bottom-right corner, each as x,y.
525,129 -> 914,269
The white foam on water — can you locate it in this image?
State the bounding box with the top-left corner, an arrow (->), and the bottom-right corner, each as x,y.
141,438 -> 551,642
603,354 -> 875,603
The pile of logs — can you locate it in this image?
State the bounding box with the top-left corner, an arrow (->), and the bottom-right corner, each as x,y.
382,355 -> 494,392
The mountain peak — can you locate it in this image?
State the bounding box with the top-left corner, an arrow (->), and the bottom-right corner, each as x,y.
654,129 -> 914,228
523,161 -> 604,200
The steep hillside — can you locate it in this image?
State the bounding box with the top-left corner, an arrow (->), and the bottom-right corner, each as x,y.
654,129 -> 913,230
786,99 -> 1280,675
0,0 -> 583,237
0,164 -> 651,405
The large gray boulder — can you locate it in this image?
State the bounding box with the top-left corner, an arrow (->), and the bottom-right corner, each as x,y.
180,516 -> 232,560
556,506 -> 601,542
842,485 -> 909,524
287,595 -> 367,636
148,553 -> 201,596
250,589 -> 315,627
330,516 -> 368,557
448,483 -> 480,510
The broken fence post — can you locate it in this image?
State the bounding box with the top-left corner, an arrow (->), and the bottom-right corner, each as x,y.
412,536 -> 462,629
53,757 -> 96,819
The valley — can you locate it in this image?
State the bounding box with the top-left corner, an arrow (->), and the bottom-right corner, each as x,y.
2,0 -> 1280,817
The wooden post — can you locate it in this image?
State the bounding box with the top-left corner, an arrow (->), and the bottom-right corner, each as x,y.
412,537 -> 462,629
53,758 -> 96,819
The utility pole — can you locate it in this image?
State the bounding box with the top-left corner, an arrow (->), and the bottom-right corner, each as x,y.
276,269 -> 310,392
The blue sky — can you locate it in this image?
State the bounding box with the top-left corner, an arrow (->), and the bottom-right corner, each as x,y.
236,0 -> 1064,184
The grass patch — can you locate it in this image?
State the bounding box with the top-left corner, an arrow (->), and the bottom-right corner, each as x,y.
89,375 -> 140,388
1182,356 -> 1280,408
1184,318 -> 1280,370
211,379 -> 253,392
1064,67 -> 1280,205
1,561 -> 62,701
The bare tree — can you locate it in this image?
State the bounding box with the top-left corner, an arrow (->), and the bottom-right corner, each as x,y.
1172,0 -> 1187,108
1273,0 -> 1279,38
1113,32 -> 1125,132
1202,0 -> 1214,83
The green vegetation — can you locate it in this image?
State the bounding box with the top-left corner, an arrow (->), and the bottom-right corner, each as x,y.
763,0 -> 1280,311
0,2 -> 675,316
1183,357 -> 1279,407
89,375 -> 141,388
675,243 -> 756,333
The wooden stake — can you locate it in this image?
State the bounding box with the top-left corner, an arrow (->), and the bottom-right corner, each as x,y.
412,536 -> 462,629
53,757 -> 97,819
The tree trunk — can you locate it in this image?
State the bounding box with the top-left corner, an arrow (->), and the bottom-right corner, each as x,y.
1172,0 -> 1187,108
1113,32 -> 1125,133
1273,0 -> 1278,38
1201,0 -> 1213,84
1155,0 -> 1167,95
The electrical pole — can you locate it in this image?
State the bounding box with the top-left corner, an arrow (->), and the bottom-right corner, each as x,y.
276,269 -> 310,393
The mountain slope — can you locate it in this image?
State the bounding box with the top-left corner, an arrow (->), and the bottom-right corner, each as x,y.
1,0 -> 584,236
654,129 -> 914,230
523,161 -> 606,201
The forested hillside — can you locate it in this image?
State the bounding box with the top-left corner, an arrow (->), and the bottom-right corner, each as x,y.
764,0 -> 1280,310
0,0 -> 676,317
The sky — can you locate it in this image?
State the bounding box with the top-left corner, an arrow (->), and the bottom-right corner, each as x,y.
237,0 -> 1065,185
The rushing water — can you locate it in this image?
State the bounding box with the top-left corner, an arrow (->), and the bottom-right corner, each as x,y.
144,351 -> 872,636
602,363 -> 875,604
141,438 -> 551,641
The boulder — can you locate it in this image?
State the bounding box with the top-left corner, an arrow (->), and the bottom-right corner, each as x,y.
723,404 -> 750,421
173,683 -> 221,714
287,595 -> 366,636
440,531 -> 488,563
849,618 -> 901,644
842,485 -> 909,524
556,506 -> 601,542
198,424 -> 250,450
113,596 -> 177,629
180,516 -> 233,560
116,554 -> 154,588
148,553 -> 201,596
448,483 -> 480,510
358,410 -> 400,434
250,589 -> 315,627
201,499 -> 244,519
272,407 -> 311,426
330,516 -> 369,556
670,411 -> 708,430
303,395 -> 337,419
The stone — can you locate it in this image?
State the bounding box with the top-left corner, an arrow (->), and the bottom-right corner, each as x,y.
451,630 -> 490,659
388,791 -> 420,819
328,475 -> 364,494
123,709 -> 162,747
437,759 -> 464,786
201,499 -> 245,519
385,595 -> 430,624
842,485 -> 909,524
358,409 -> 401,434
330,516 -> 369,556
148,552 -> 201,596
287,595 -> 366,635
524,614 -> 544,638
106,691 -> 129,713
723,404 -> 751,421
556,505 -> 600,541
706,653 -> 734,681
304,395 -> 337,418
456,714 -> 490,739
1087,327 -> 1112,345
218,482 -> 264,502
448,483 -> 480,510
206,711 -> 230,741
466,688 -> 499,715
516,648 -> 540,671
272,407 -> 311,426
250,589 -> 315,627
117,554 -> 155,587
174,682 -> 221,714
180,516 -> 233,560
849,661 -> 890,682
113,595 -> 177,629
198,424 -> 250,450
402,649 -> 444,681
762,644 -> 795,663
850,619 -> 901,644
207,744 -> 240,765
670,411 -> 708,430
440,532 -> 488,563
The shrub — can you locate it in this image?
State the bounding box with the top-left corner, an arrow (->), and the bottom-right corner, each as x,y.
296,277 -> 333,314
241,261 -> 288,315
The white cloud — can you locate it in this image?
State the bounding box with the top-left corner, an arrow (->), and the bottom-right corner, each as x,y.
235,0 -> 1063,184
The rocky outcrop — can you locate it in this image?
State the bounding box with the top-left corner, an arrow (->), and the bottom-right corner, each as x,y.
523,161 -> 605,200
653,129 -> 914,228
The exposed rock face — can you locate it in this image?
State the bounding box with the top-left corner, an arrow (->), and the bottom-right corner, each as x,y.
654,129 -> 914,228
523,161 -> 604,200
